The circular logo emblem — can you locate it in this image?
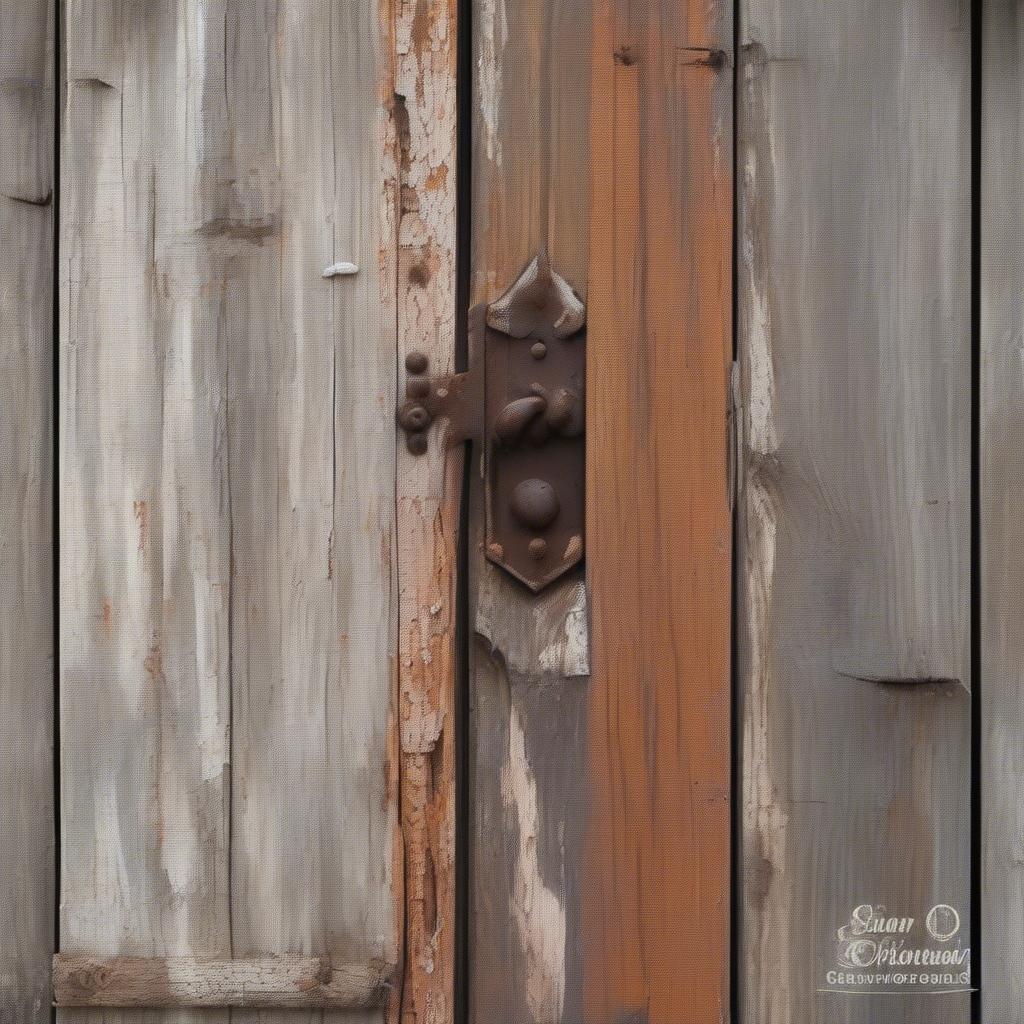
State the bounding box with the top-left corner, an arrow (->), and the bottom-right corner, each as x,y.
926,904 -> 960,942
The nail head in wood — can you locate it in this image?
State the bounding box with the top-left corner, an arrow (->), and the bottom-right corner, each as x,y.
406,351 -> 429,375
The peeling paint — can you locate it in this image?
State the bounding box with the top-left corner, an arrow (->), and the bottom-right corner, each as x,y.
502,705 -> 566,1022
536,581 -> 589,677
477,0 -> 507,165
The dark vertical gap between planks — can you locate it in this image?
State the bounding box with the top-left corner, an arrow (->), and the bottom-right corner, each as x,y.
970,0 -> 982,1018
454,0 -> 473,1016
454,450 -> 471,1024
52,2 -> 62,1018
729,0 -> 741,1019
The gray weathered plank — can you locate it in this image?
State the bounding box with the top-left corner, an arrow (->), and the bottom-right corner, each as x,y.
468,2 -> 593,1021
981,4 -> 1024,1021
223,0 -> 399,989
53,955 -> 390,1009
737,2 -> 971,1022
60,7 -> 398,1024
0,1 -> 54,1020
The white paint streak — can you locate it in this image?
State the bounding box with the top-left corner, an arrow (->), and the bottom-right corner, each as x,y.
502,705 -> 565,1023
477,0 -> 506,165
742,148 -> 778,458
90,785 -> 132,946
743,471 -> 792,1024
161,781 -> 197,928
322,261 -> 359,277
740,90 -> 791,1016
487,254 -> 585,339
537,581 -> 589,677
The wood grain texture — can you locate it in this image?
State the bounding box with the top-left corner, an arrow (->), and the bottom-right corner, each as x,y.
0,1 -> 54,1020
53,955 -> 391,1009
737,2 -> 971,1022
584,1 -> 733,1022
391,1 -> 460,1022
60,7 -> 398,1024
981,4 -> 1024,1021
468,0 -> 593,1021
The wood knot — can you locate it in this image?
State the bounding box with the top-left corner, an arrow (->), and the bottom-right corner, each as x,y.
613,45 -> 636,66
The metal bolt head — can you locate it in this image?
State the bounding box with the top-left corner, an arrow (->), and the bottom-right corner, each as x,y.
528,538 -> 547,560
395,399 -> 432,432
407,432 -> 428,455
531,341 -> 547,360
399,403 -> 431,431
406,376 -> 430,399
405,351 -> 429,375
510,478 -> 560,530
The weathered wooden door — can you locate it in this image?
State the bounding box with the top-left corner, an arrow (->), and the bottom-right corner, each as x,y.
56,0 -> 408,1017
6,0 -> 1024,1023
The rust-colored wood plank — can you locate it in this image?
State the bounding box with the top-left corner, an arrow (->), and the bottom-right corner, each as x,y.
53,955 -> 391,1009
0,1 -> 54,1020
584,2 -> 733,1022
390,1 -> 460,1022
737,2 -> 971,1021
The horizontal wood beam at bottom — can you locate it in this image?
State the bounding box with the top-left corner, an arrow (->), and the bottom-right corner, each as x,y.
52,954 -> 394,1009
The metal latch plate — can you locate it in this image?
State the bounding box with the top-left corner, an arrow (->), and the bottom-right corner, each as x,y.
481,256 -> 585,591
398,254 -> 586,592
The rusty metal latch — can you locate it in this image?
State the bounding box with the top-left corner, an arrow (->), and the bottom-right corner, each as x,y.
397,254 -> 585,592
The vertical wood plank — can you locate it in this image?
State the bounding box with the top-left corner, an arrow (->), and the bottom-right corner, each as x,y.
584,1 -> 733,1022
737,2 -> 971,1021
0,1 -> 53,1020
61,8 -> 399,1024
226,3 -> 399,1008
981,4 -> 1024,1021
468,1 -> 593,1021
391,0 -> 460,1022
61,11 -> 233,1024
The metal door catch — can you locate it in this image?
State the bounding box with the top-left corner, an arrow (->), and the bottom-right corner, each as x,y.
397,254 -> 585,591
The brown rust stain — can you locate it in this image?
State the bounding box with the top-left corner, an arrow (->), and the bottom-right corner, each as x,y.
408,259 -> 432,287
424,164 -> 448,192
133,500 -> 149,553
143,641 -> 165,687
584,1 -> 732,1022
